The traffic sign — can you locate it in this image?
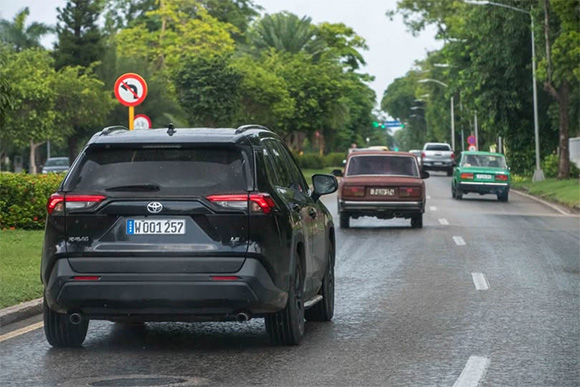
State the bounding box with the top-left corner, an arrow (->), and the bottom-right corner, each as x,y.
114,73 -> 148,107
385,120 -> 402,128
467,135 -> 476,145
468,145 -> 477,151
134,114 -> 152,130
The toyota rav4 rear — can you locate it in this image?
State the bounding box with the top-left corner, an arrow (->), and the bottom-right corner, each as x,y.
41,126 -> 338,348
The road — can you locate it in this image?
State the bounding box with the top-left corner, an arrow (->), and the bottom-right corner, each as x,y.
1,173 -> 578,386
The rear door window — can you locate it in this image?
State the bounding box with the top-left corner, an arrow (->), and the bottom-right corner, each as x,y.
65,147 -> 249,196
347,155 -> 419,177
425,144 -> 451,151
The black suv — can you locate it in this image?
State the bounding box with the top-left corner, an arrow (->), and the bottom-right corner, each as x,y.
41,125 -> 338,347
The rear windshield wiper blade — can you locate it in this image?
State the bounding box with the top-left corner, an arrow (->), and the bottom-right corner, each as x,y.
105,184 -> 161,192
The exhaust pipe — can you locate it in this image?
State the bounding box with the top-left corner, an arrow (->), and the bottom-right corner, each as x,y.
235,312 -> 250,322
69,313 -> 82,325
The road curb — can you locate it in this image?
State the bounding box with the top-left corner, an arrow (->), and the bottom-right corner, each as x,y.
0,298 -> 42,327
511,189 -> 575,215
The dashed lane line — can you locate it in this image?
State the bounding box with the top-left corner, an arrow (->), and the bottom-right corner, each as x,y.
438,218 -> 449,225
452,356 -> 491,387
471,273 -> 489,290
430,206 -> 438,211
0,321 -> 43,343
453,236 -> 466,246
427,195 -> 432,199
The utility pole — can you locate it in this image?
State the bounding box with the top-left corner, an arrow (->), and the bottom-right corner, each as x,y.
474,111 -> 479,150
451,96 -> 455,151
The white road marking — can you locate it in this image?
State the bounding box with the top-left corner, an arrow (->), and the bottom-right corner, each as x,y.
438,218 -> 449,225
0,322 -> 43,343
430,206 -> 437,211
471,273 -> 489,290
453,356 -> 490,387
453,236 -> 466,246
427,195 -> 432,199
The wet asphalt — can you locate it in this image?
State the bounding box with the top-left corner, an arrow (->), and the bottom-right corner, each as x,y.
0,173 -> 578,386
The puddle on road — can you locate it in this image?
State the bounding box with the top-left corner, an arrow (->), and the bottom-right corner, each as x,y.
62,374 -> 210,387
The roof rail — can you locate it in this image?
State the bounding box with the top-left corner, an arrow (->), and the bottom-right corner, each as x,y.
100,126 -> 129,135
235,124 -> 271,134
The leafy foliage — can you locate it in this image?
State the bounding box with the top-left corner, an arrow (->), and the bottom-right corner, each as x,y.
0,7 -> 52,52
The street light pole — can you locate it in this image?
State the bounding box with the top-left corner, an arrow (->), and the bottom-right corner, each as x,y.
417,79 -> 455,150
465,0 -> 544,181
474,111 -> 478,149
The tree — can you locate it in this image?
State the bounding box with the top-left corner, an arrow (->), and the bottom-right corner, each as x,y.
53,0 -> 105,70
0,7 -> 52,52
0,49 -> 59,174
201,0 -> 260,41
0,50 -> 13,130
538,0 -> 579,178
316,22 -> 368,71
174,55 -> 242,127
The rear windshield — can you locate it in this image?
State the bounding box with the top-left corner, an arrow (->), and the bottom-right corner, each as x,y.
66,147 -> 248,196
461,154 -> 507,169
46,158 -> 69,167
346,155 -> 419,177
425,144 -> 451,151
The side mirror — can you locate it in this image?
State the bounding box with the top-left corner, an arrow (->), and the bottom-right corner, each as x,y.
331,169 -> 343,177
311,174 -> 338,202
421,171 -> 430,179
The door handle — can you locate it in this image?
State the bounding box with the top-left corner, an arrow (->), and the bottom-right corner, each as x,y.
308,208 -> 317,219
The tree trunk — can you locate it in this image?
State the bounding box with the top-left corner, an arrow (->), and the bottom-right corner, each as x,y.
557,81 -> 570,179
68,135 -> 79,163
29,140 -> 39,174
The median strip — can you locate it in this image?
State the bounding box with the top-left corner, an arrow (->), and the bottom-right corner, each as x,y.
453,356 -> 490,387
471,273 -> 489,290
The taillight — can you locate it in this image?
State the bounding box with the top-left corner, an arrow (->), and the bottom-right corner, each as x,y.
72,276 -> 101,281
399,187 -> 422,197
343,186 -> 365,197
460,173 -> 474,180
46,194 -> 106,214
495,174 -> 508,181
206,193 -> 276,214
210,276 -> 240,281
451,153 -> 455,160
421,152 -> 426,158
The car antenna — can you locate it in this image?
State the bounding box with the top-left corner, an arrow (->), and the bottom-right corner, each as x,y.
167,123 -> 176,136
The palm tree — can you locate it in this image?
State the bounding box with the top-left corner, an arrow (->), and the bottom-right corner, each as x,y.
248,12 -> 325,56
0,8 -> 53,52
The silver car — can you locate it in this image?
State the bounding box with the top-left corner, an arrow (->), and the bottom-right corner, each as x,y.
42,157 -> 70,174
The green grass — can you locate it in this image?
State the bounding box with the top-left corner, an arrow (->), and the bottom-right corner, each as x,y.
511,177 -> 580,209
302,166 -> 342,184
0,230 -> 44,308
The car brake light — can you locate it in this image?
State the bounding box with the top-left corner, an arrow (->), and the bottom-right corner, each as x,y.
421,152 -> 426,158
451,153 -> 455,160
206,194 -> 276,214
495,174 -> 508,181
399,187 -> 421,197
210,276 -> 240,281
343,186 -> 365,197
460,173 -> 474,179
47,194 -> 106,214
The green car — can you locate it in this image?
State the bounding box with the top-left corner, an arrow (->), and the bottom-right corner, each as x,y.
451,151 -> 511,202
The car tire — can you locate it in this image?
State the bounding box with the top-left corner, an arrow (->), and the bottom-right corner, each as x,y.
455,187 -> 463,200
43,298 -> 88,348
265,259 -> 305,346
447,168 -> 453,176
498,190 -> 509,202
411,214 -> 423,229
339,212 -> 350,229
305,244 -> 334,322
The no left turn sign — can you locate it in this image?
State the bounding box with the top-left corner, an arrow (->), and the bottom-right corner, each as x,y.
114,73 -> 148,107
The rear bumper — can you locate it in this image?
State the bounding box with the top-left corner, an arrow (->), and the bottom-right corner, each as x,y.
339,200 -> 424,218
422,161 -> 453,171
45,257 -> 287,320
458,182 -> 509,194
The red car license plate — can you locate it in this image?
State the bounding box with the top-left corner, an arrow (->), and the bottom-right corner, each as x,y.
370,188 -> 395,196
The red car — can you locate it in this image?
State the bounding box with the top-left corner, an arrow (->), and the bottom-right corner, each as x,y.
335,151 -> 429,228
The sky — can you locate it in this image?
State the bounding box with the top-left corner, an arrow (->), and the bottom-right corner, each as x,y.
0,0 -> 442,107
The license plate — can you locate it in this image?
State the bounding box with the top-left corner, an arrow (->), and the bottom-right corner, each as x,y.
126,219 -> 185,235
370,188 -> 395,196
434,162 -> 443,165
476,174 -> 493,180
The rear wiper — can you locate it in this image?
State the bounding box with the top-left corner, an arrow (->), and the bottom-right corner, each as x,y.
105,184 -> 161,192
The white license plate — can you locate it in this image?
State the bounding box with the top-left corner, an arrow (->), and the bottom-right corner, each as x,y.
476,174 -> 493,180
434,162 -> 443,165
126,219 -> 185,235
370,188 -> 395,196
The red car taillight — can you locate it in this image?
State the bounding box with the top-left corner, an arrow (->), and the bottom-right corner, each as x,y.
495,174 -> 508,181
47,194 -> 106,215
421,152 -> 426,159
343,186 -> 365,197
206,193 -> 276,214
460,173 -> 474,180
451,153 -> 455,160
399,187 -> 422,197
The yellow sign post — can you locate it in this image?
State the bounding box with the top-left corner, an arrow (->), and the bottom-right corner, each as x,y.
113,73 -> 148,130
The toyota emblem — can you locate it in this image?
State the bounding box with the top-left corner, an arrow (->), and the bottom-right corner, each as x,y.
147,202 -> 163,214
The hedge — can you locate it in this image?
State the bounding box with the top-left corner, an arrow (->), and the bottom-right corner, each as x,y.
293,152 -> 345,169
0,173 -> 63,230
